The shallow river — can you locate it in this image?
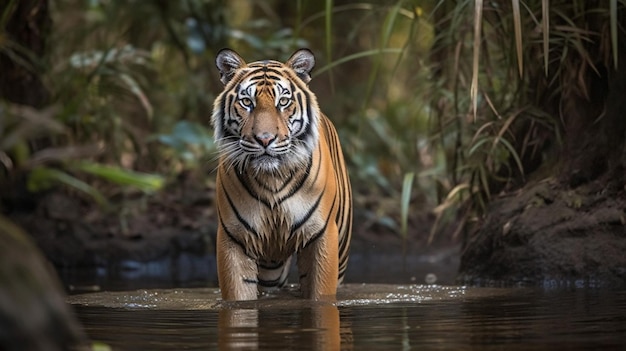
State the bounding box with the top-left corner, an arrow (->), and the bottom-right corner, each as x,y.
69,284 -> 626,350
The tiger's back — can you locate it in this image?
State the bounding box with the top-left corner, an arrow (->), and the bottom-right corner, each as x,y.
211,49 -> 352,301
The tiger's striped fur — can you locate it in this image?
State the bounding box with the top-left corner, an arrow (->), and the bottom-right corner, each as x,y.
211,49 -> 352,301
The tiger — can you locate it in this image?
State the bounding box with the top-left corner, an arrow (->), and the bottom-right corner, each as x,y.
211,48 -> 352,301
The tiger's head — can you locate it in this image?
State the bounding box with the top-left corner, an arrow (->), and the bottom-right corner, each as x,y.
211,49 -> 321,175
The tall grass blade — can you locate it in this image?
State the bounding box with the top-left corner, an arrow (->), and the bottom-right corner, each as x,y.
362,1 -> 403,109
313,48 -> 403,77
382,1 -> 402,47
0,0 -> 17,29
477,166 -> 490,200
495,137 -> 525,177
512,0 -> 523,77
542,0 -> 550,75
293,0 -> 302,46
468,136 -> 491,156
324,0 -> 334,90
119,73 -> 153,120
471,0 -> 484,121
400,172 -> 415,240
610,0 -> 618,70
429,183 -> 469,244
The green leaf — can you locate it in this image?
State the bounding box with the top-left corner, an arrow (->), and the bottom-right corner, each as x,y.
27,167 -> 108,206
70,161 -> 165,193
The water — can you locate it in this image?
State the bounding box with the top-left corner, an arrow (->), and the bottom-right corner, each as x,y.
69,284 -> 626,350
60,245 -> 460,293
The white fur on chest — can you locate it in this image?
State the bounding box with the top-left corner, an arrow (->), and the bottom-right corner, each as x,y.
241,190 -> 326,259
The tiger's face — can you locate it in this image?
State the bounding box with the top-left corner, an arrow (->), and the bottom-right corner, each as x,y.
212,49 -> 320,175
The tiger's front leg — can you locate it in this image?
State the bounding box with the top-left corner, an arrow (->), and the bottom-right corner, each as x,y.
216,226 -> 259,301
298,223 -> 339,300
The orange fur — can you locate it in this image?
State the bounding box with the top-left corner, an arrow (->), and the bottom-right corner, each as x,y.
212,49 -> 352,301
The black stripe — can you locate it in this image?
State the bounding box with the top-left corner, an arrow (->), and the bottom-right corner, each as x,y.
224,188 -> 260,237
289,189 -> 325,238
294,92 -> 303,108
247,75 -> 266,82
218,211 -> 256,260
235,171 -> 272,208
259,260 -> 283,270
339,211 -> 351,255
243,278 -> 258,285
242,69 -> 284,81
225,94 -> 238,127
276,152 -> 315,204
258,277 -> 283,288
302,196 -> 337,250
339,232 -> 349,255
249,149 -> 313,200
338,270 -> 346,281
252,163 -> 295,193
289,144 -> 321,203
222,128 -> 237,140
263,74 -> 284,81
310,144 -> 322,185
339,254 -> 348,268
322,120 -> 352,279
257,67 -> 284,75
219,93 -> 228,120
304,93 -> 314,139
277,168 -> 298,192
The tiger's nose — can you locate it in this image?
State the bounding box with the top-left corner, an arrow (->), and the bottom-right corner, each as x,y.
255,132 -> 276,147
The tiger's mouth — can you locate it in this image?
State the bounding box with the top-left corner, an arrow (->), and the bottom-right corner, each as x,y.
249,153 -> 283,172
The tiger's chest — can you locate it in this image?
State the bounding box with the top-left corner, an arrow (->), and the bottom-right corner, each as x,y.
218,166 -> 330,260
243,190 -> 327,259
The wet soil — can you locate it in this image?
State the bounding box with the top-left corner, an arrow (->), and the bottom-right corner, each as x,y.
458,176 -> 626,287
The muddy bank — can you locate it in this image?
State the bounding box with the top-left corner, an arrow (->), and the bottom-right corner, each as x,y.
458,178 -> 626,288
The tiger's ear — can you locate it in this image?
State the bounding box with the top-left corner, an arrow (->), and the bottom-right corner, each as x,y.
216,49 -> 246,85
286,49 -> 315,83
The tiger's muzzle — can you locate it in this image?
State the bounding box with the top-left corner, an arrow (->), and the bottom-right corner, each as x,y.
239,132 -> 291,172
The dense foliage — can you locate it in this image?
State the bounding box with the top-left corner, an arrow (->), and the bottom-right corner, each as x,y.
1,0 -> 624,243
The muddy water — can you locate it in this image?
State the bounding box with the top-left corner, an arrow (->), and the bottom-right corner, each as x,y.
69,284 -> 626,350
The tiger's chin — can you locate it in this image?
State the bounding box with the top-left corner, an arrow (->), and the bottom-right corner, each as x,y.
249,155 -> 283,174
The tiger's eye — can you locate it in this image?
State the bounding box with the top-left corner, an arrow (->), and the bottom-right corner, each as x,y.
278,97 -> 290,107
240,98 -> 253,107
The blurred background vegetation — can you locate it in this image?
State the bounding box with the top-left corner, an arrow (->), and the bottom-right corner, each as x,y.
1,0 -> 624,245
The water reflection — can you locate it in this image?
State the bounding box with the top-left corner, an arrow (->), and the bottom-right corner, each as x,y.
70,285 -> 626,350
218,304 -> 343,350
